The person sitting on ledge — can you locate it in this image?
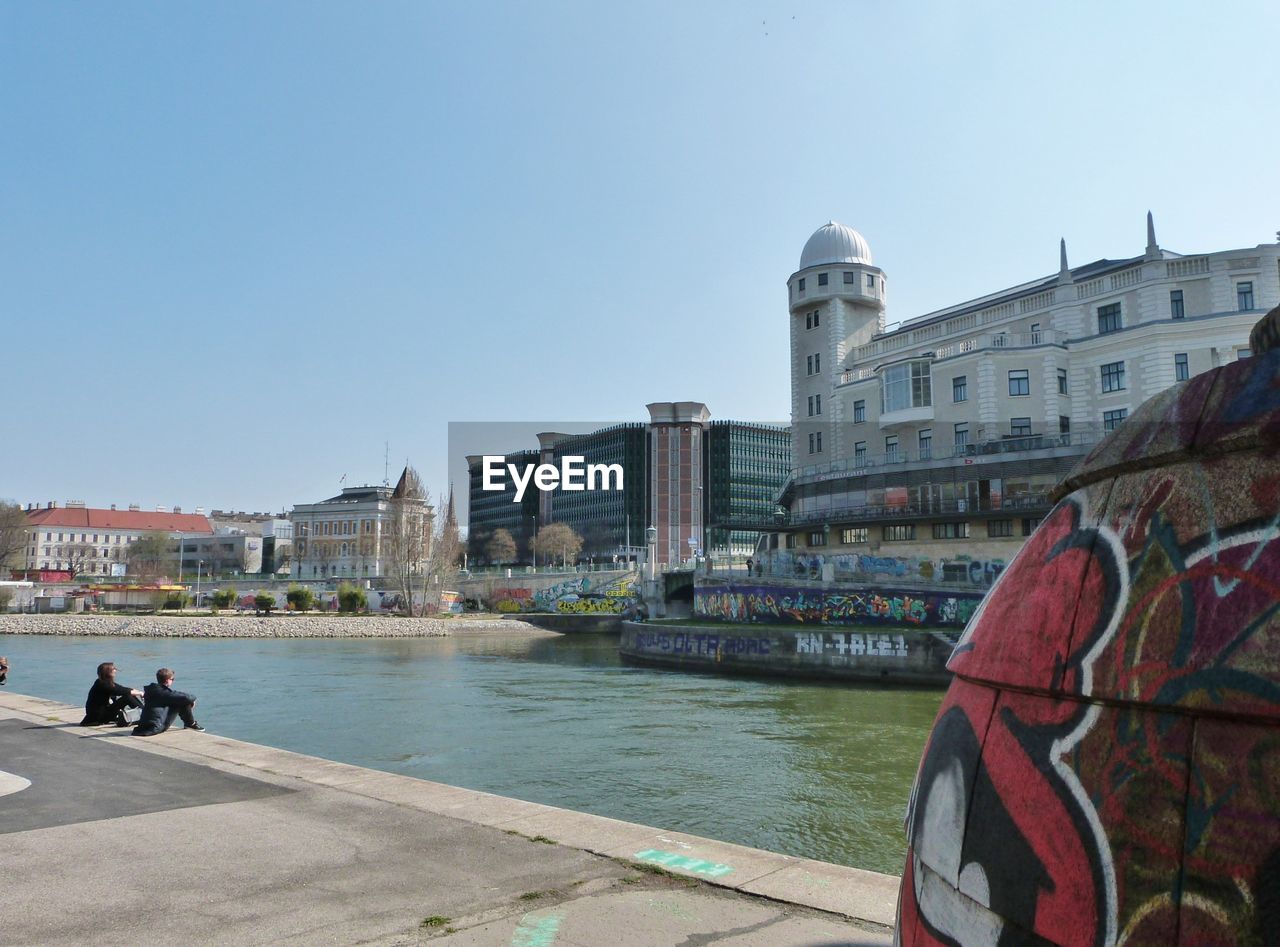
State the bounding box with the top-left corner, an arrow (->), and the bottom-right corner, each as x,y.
80,661 -> 143,727
133,667 -> 205,736
0,656 -> 8,685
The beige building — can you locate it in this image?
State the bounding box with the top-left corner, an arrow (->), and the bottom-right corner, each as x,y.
780,214 -> 1277,564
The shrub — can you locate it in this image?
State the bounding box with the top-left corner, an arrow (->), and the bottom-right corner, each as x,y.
0,587 -> 12,612
286,584 -> 315,612
337,582 -> 368,614
211,588 -> 238,609
254,593 -> 276,614
162,592 -> 190,610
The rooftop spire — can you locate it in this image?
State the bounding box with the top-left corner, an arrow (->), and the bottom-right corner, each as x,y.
1145,210 -> 1160,260
1058,238 -> 1072,283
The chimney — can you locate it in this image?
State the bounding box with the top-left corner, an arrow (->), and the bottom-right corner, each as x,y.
48,501 -> 56,509
195,506 -> 204,515
173,506 -> 182,513
110,504 -> 117,511
128,504 -> 140,512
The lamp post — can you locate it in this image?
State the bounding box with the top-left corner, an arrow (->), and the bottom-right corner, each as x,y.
645,525 -> 657,582
195,560 -> 203,611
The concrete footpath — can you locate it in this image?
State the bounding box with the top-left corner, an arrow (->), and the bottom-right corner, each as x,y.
0,691 -> 899,946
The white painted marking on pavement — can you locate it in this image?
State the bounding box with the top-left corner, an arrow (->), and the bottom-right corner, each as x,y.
0,770 -> 31,797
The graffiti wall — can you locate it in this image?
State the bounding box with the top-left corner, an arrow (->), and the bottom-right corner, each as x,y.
694,581 -> 981,627
900,335 -> 1280,945
756,551 -> 1006,587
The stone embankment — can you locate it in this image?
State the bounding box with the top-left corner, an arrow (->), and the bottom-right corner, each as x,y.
0,613 -> 544,638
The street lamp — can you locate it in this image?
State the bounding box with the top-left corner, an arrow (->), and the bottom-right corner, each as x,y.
645,525 -> 657,582
196,560 -> 203,611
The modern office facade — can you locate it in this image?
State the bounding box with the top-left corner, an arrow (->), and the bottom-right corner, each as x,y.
466,406 -> 790,569
780,215 -> 1278,562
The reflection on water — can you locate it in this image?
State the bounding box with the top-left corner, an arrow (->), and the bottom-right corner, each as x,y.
0,632 -> 942,874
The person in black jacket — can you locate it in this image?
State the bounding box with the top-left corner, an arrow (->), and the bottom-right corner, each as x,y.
80,662 -> 143,727
133,667 -> 205,736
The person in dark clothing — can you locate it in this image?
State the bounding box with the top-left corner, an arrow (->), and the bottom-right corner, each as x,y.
80,662 -> 143,727
133,667 -> 204,736
0,656 -> 8,685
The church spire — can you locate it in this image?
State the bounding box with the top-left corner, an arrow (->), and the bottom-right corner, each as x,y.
1145,210 -> 1160,260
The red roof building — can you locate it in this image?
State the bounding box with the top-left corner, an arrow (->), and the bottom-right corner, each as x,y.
21,504 -> 213,577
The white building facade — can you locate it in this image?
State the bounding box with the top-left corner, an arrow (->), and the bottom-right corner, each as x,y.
781,215 -> 1278,564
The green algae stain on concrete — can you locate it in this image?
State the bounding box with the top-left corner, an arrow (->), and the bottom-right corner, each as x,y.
634,848 -> 733,878
512,912 -> 562,947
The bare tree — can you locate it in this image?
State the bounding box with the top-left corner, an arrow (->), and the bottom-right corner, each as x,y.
533,523 -> 583,568
485,528 -> 517,566
127,533 -> 172,580
384,466 -> 460,616
0,501 -> 28,574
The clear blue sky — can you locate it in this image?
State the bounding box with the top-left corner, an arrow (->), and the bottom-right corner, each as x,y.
3,1 -> 1277,517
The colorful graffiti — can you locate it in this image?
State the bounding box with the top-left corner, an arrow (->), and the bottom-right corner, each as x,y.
631,629 -> 770,656
757,551 -> 1006,587
694,582 -> 980,627
900,332 -> 1280,946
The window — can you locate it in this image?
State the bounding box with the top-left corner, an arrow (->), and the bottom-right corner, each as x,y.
797,278 -> 805,292
1057,368 -> 1068,395
817,272 -> 828,287
1103,408 -> 1128,431
843,271 -> 855,284
882,524 -> 916,542
885,435 -> 899,461
881,360 -> 932,413
1030,323 -> 1041,344
1170,290 -> 1184,319
1238,348 -> 1252,360
954,422 -> 969,450
854,441 -> 867,465
953,375 -> 967,402
987,520 -> 1014,538
1097,303 -> 1122,334
1021,517 -> 1041,537
918,429 -> 932,458
866,274 -> 876,289
1100,361 -> 1126,393
807,310 -> 820,329
1010,417 -> 1032,437
807,531 -> 826,546
1238,281 -> 1254,311
853,399 -> 866,423
808,431 -> 823,454
1174,353 -> 1189,382
785,534 -> 798,549
1008,369 -> 1030,396
1059,415 -> 1071,435
932,522 -> 969,540
840,527 -> 868,544
807,395 -> 820,417
806,353 -> 821,374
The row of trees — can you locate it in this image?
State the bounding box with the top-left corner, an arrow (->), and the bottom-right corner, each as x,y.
480,523 -> 585,567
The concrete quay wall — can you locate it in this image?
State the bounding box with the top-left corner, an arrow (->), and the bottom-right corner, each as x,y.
620,621 -> 954,685
0,613 -> 543,638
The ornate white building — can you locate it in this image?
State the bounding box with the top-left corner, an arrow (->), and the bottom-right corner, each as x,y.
780,214 -> 1278,562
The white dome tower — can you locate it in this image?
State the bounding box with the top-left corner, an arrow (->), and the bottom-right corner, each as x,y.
788,221 -> 887,468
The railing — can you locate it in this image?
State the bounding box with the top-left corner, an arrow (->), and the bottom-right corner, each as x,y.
842,330 -> 1065,381
784,492 -> 1056,527
791,431 -> 1098,481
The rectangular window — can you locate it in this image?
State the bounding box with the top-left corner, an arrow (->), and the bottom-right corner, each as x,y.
987,519 -> 1014,538
1030,323 -> 1041,344
808,531 -> 826,546
806,353 -> 821,375
1057,368 -> 1068,395
1174,353 -> 1190,382
808,431 -> 823,454
1170,289 -> 1184,319
797,278 -> 805,292
1059,415 -> 1071,435
953,375 -> 967,402
954,422 -> 969,450
817,272 -> 828,287
882,524 -> 916,542
840,527 -> 868,544
1021,517 -> 1042,536
814,393 -> 821,414
1238,281 -> 1254,311
1008,369 -> 1030,396
853,399 -> 866,423
805,312 -> 811,330
885,435 -> 899,461
1103,408 -> 1128,431
1097,303 -> 1122,334
812,310 -> 820,328
882,361 -> 932,413
785,534 -> 798,549
866,274 -> 876,289
807,395 -> 814,417
1010,417 -> 1032,437
816,430 -> 822,453
1100,360 -> 1126,393
843,271 -> 855,284
918,429 -> 932,459
932,522 -> 969,540
854,441 -> 867,465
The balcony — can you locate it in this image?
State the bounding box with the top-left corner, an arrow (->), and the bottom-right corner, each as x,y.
791,431 -> 1099,484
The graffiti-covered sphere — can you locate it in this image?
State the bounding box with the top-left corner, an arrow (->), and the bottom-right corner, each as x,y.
898,306 -> 1280,946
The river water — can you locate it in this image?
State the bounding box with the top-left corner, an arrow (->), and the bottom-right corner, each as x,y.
0,632 -> 943,875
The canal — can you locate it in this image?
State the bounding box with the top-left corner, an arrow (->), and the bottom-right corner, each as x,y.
0,632 -> 944,875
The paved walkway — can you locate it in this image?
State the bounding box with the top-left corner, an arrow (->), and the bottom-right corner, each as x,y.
0,691 -> 898,946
